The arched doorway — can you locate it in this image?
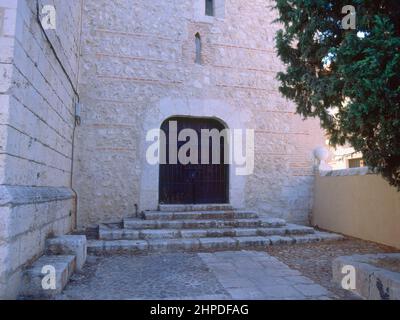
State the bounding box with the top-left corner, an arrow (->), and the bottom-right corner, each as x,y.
159,116 -> 229,204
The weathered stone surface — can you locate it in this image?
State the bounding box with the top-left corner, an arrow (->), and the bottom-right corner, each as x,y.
159,204 -> 233,212
293,284 -> 330,297
269,236 -> 294,245
124,217 -> 285,230
144,210 -> 258,221
332,253 -> 400,300
139,229 -> 181,240
291,232 -> 344,244
56,253 -> 229,300
257,227 -> 285,236
284,224 -> 315,235
180,229 -> 209,238
0,198 -> 74,299
235,228 -> 260,237
87,240 -> 149,255
314,232 -> 345,242
123,219 -> 160,230
99,226 -> 140,240
0,186 -> 75,207
92,213 -> 344,254
259,218 -> 287,228
46,236 -> 87,271
198,238 -> 238,250
20,255 -> 76,298
99,224 -> 314,240
103,240 -> 149,253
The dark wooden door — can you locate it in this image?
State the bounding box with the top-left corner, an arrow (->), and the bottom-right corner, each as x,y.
159,117 -> 229,204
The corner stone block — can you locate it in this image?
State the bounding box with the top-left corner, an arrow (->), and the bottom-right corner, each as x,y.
20,255 -> 76,298
46,235 -> 87,271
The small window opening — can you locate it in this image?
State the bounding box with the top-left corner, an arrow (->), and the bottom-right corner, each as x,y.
195,33 -> 202,64
348,158 -> 365,168
205,0 -> 214,16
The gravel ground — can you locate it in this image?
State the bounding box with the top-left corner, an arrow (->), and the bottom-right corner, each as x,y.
264,237 -> 399,300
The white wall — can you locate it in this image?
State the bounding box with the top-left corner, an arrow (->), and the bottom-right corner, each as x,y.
0,0 -> 81,299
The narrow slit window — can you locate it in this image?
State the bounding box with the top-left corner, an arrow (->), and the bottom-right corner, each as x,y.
205,0 -> 214,16
195,33 -> 202,64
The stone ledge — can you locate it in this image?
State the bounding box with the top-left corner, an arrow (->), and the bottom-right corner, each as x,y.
46,235 -> 87,271
0,185 -> 75,207
319,166 -> 372,177
332,253 -> 400,300
19,255 -> 76,298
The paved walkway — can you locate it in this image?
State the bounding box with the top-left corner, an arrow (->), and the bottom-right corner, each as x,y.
56,250 -> 332,300
199,251 -> 331,299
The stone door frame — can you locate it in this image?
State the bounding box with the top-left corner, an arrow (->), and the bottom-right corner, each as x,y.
138,98 -> 250,211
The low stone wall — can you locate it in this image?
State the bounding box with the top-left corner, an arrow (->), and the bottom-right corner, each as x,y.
333,253 -> 400,300
312,168 -> 400,249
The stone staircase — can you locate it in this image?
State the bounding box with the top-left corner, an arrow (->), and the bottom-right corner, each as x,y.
87,206 -> 344,254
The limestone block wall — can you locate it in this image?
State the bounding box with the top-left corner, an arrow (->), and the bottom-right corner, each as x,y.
74,0 -> 325,227
0,0 -> 81,299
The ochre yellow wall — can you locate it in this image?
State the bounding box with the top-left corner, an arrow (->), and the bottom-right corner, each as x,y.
312,174 -> 400,249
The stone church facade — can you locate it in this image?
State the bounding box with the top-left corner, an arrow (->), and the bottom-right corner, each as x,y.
75,0 -> 325,226
0,0 -> 325,298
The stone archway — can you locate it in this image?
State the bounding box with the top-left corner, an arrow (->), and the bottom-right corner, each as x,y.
138,98 -> 251,211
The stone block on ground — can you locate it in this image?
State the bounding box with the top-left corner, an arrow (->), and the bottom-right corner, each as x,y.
332,253 -> 400,300
269,235 -> 294,245
46,235 -> 87,271
234,236 -> 270,248
259,218 -> 286,228
20,255 -> 75,298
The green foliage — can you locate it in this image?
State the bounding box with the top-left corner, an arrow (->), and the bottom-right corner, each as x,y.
274,0 -> 400,189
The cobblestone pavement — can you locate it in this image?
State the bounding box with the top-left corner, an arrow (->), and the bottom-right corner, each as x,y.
54,238 -> 399,300
57,253 -> 229,300
264,237 -> 399,300
56,251 -> 331,300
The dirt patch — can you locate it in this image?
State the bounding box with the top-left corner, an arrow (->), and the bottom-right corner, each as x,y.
370,257 -> 400,273
264,237 -> 399,300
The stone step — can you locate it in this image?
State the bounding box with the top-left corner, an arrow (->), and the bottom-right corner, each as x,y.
159,204 -> 233,212
123,217 -> 286,230
45,235 -> 87,271
19,255 -> 76,298
143,210 -> 258,220
88,231 -> 345,255
99,224 -> 314,240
